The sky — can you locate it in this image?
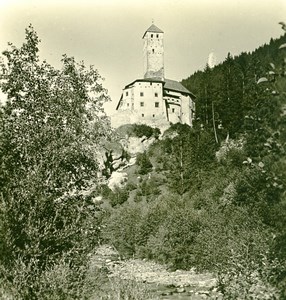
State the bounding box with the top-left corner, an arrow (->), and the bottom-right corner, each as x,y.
0,0 -> 285,115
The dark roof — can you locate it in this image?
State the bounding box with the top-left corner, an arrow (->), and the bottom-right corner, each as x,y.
142,24 -> 164,38
164,79 -> 195,97
123,78 -> 195,98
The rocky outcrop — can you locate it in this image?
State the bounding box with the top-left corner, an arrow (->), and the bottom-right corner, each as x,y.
99,135 -> 156,190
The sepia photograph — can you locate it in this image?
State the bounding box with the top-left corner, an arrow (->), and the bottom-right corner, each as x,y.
0,0 -> 286,298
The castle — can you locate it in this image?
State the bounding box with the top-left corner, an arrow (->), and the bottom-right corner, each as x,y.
111,23 -> 195,128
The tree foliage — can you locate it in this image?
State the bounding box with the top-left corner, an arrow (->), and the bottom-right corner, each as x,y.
0,25 -> 111,298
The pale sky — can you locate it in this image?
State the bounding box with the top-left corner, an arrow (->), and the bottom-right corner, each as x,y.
0,0 -> 285,115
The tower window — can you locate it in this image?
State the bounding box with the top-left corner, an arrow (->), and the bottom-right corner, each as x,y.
127,103 -> 129,107
151,34 -> 153,38
152,49 -> 155,54
126,91 -> 128,96
140,102 -> 144,107
155,92 -> 158,97
153,114 -> 155,117
140,92 -> 144,97
142,114 -> 144,117
155,102 -> 159,108
172,108 -> 175,113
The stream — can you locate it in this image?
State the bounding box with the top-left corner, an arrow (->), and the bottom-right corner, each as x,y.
92,245 -> 221,299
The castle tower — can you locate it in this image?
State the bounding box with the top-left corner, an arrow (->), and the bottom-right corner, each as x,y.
143,24 -> 164,79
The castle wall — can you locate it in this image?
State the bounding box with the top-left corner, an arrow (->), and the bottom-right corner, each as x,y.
181,94 -> 194,126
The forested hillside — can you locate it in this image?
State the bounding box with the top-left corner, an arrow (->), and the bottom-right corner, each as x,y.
101,29 -> 286,298
182,33 -> 286,139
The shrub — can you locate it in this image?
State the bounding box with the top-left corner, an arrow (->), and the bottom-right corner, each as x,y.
109,186 -> 129,207
132,124 -> 160,139
144,206 -> 202,269
102,203 -> 144,257
214,255 -> 283,300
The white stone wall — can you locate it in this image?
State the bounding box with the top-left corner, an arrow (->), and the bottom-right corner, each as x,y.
143,32 -> 164,79
118,81 -> 166,118
181,94 -> 192,126
115,81 -> 195,128
164,91 -> 195,126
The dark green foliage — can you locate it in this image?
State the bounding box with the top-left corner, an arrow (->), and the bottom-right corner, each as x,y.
132,124 -> 161,139
153,123 -> 217,195
109,186 -> 129,207
102,204 -> 144,256
136,151 -> 153,175
0,25 -> 110,298
136,177 -> 161,202
182,33 -> 286,138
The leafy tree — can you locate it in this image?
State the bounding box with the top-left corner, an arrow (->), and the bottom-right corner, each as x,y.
0,25 -> 111,298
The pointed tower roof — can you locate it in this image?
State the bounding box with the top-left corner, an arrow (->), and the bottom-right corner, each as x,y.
142,24 -> 164,38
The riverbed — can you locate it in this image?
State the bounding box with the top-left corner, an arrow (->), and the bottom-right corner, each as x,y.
91,245 -> 222,299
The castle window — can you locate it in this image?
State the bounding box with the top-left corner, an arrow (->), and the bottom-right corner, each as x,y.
155,102 -> 159,108
127,103 -> 129,107
153,114 -> 155,117
156,34 -> 159,38
126,91 -> 128,96
151,34 -> 153,38
152,49 -> 155,54
140,102 -> 144,107
142,114 -> 144,117
140,92 -> 144,97
172,108 -> 175,113
155,92 -> 158,97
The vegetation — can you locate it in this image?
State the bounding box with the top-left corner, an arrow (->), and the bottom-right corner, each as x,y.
1,24 -> 286,299
102,28 -> 286,299
116,123 -> 161,139
0,25 -> 111,298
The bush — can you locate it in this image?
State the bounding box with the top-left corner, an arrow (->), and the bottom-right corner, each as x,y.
214,255 -> 283,300
102,203 -> 144,257
132,124 -> 160,139
144,206 -> 202,269
109,186 -> 129,207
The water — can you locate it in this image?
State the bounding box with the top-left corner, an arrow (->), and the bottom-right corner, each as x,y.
149,283 -> 211,299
